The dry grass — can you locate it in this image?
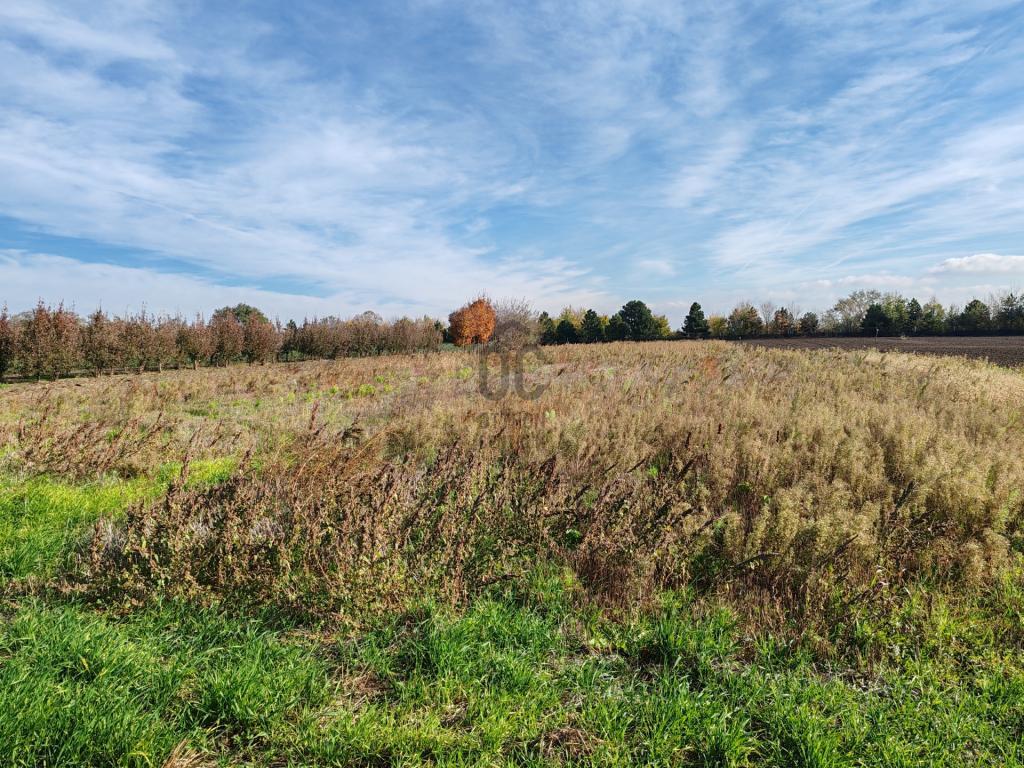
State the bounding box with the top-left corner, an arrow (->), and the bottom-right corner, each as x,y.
4,342 -> 1024,765
159,740 -> 215,768
3,341 -> 1023,627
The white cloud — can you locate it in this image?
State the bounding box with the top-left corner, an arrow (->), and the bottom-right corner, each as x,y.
0,250 -> 321,319
692,2 -> 1024,283
0,0 -> 177,63
832,274 -> 924,289
636,258 -> 676,276
0,2 -> 608,315
930,253 -> 1024,274
0,249 -> 607,320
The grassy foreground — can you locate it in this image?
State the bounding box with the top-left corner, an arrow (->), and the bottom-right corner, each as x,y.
1,342 -> 1023,766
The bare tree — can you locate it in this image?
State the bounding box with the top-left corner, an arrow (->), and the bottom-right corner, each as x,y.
491,298 -> 537,350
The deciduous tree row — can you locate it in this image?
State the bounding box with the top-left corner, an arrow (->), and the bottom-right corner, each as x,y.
0,302 -> 443,380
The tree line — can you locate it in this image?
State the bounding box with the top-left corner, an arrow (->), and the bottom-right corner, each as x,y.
0,302 -> 443,381
531,290 -> 1024,345
2,289 -> 1022,380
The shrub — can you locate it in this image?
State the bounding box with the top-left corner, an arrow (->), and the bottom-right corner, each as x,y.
62,341 -> 1024,627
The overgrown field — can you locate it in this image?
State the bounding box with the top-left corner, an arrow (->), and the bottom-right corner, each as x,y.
2,341 -> 1024,766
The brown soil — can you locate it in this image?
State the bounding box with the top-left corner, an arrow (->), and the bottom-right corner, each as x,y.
734,336 -> 1024,367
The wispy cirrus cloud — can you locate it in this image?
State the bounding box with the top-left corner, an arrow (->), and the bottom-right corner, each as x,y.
0,1 -> 1022,322
665,129 -> 750,209
0,1 -> 611,316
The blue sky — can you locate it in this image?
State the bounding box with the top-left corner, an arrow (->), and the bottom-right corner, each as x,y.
1,0 -> 1023,324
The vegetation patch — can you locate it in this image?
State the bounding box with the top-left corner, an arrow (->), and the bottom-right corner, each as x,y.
1,343 -> 1023,764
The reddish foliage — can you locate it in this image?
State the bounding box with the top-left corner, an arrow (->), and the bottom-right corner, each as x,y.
210,312 -> 244,365
0,306 -> 16,380
176,316 -> 213,369
243,318 -> 281,364
18,301 -> 81,380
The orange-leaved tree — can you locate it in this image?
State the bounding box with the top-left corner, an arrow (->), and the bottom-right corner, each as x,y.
448,297 -> 496,346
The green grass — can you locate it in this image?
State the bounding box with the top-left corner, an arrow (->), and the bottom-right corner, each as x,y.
0,601 -> 330,768
1,468 -> 1023,766
2,565 -> 1024,765
0,458 -> 237,580
0,478 -> 153,580
273,585 -> 1024,767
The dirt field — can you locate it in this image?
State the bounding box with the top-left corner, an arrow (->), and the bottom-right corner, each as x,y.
736,335 -> 1024,367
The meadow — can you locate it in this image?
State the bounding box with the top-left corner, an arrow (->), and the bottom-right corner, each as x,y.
2,341 -> 1024,767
